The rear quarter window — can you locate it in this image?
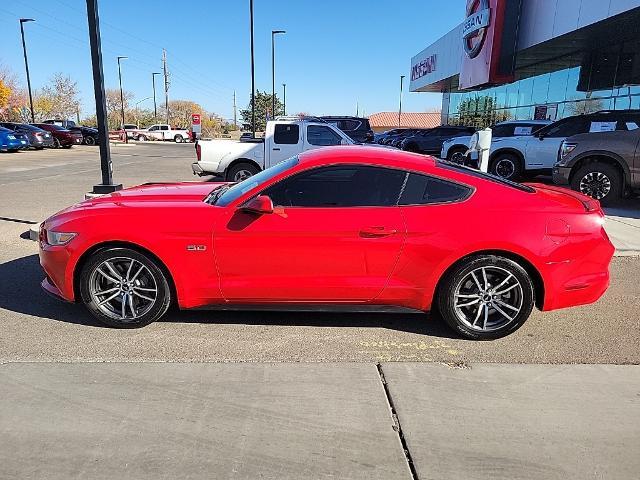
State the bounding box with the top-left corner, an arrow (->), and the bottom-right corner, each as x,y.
399,173 -> 471,205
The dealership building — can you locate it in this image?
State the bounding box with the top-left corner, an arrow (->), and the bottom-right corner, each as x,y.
410,0 -> 640,126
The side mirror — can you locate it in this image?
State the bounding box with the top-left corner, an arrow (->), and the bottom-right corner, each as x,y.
241,195 -> 274,214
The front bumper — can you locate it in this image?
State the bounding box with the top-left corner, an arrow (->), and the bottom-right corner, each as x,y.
552,165 -> 571,185
39,239 -> 76,302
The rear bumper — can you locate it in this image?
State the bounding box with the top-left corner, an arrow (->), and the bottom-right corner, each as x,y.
192,162 -> 205,176
552,166 -> 571,185
542,230 -> 615,311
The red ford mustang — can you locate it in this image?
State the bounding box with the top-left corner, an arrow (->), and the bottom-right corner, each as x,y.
39,147 -> 614,339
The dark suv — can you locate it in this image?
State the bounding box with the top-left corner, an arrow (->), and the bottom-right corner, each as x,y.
320,116 -> 373,143
553,127 -> 640,206
400,126 -> 476,155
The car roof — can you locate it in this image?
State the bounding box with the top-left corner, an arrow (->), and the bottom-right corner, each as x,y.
298,146 -> 437,172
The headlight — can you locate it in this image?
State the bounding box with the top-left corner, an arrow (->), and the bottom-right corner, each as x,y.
46,231 -> 77,246
560,142 -> 577,160
7,135 -> 15,139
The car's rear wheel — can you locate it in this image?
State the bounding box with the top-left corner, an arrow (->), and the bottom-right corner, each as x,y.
53,138 -> 61,148
571,162 -> 622,207
79,247 -> 171,328
437,255 -> 535,340
227,162 -> 260,182
84,136 -> 96,146
490,153 -> 522,181
174,134 -> 184,143
403,142 -> 420,153
137,134 -> 147,141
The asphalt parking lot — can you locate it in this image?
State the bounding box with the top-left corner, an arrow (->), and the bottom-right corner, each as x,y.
0,143 -> 639,364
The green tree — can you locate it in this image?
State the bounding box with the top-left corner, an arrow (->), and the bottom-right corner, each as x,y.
240,90 -> 283,131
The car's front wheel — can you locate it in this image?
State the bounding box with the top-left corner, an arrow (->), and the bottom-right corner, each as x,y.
571,162 -> 622,207
437,255 -> 535,340
174,134 -> 184,143
447,147 -> 467,165
84,136 -> 96,146
137,135 -> 147,141
79,247 -> 172,328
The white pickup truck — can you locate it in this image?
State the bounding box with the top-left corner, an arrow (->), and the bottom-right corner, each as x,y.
134,124 -> 190,143
192,117 -> 354,181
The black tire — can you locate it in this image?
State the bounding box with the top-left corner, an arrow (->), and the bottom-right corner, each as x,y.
84,136 -> 96,146
53,137 -> 61,148
137,135 -> 147,142
174,134 -> 184,143
79,247 -> 172,328
446,147 -> 467,164
403,142 -> 421,153
570,162 -> 622,207
226,162 -> 260,182
62,145 -> 72,149
490,153 -> 523,181
436,255 -> 535,340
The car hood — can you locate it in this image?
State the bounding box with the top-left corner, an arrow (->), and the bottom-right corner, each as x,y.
89,182 -> 227,204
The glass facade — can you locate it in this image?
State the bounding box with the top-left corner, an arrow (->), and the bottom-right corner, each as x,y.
446,41 -> 640,128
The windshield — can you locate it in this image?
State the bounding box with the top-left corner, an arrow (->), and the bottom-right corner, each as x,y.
209,156 -> 299,206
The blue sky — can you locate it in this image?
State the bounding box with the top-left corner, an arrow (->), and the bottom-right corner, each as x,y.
0,0 -> 465,120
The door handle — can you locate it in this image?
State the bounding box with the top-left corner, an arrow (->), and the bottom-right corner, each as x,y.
359,226 -> 398,238
272,147 -> 281,151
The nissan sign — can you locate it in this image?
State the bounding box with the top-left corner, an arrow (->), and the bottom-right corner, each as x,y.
463,0 -> 491,59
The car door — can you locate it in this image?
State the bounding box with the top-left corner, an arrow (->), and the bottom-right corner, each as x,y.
267,123 -> 302,166
525,118 -> 590,169
214,165 -> 407,302
304,124 -> 344,151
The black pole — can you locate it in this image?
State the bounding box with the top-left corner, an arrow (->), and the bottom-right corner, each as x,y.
282,83 -> 286,116
19,19 -> 35,123
398,75 -> 405,127
271,30 -> 285,118
117,56 -> 127,143
152,72 -> 160,121
86,0 -> 121,194
249,0 -> 256,138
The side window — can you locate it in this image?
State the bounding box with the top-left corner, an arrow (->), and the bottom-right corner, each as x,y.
148,126 -> 158,131
263,165 -> 406,207
399,173 -> 470,205
161,125 -> 169,131
544,118 -> 589,137
274,124 -> 299,144
307,125 -> 343,146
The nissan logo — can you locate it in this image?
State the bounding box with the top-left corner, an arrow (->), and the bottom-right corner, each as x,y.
462,0 -> 491,59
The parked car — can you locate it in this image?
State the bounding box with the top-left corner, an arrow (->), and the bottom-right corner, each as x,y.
39,146 -> 614,340
134,124 -> 190,142
375,128 -> 407,144
43,119 -> 77,129
320,116 -> 374,143
0,126 -> 29,152
122,124 -> 139,139
32,123 -> 83,148
400,126 -> 476,154
70,126 -> 99,146
481,110 -> 640,180
552,127 -> 640,206
193,117 -> 353,181
0,122 -> 55,149
380,129 -> 418,145
441,120 -> 552,163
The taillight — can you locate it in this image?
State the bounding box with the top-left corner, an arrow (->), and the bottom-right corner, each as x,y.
196,142 -> 201,161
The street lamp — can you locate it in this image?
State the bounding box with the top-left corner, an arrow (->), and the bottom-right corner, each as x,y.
282,83 -> 286,116
152,72 -> 161,121
271,30 -> 286,118
398,75 -> 405,127
117,56 -> 128,142
19,18 -> 35,123
134,97 -> 152,125
249,0 -> 256,138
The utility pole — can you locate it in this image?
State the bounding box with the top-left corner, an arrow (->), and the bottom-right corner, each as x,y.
86,0 -> 121,194
162,49 -> 169,126
233,90 -> 237,129
282,83 -> 286,116
356,101 -> 359,117
19,18 -> 35,123
152,72 -> 161,122
271,30 -> 285,118
249,0 -> 256,138
117,55 -> 128,143
398,75 -> 405,127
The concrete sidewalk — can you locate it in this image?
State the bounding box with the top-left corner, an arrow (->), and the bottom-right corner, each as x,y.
1,363 -> 638,480
604,206 -> 640,255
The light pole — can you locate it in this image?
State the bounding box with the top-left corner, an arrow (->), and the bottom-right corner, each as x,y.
249,0 -> 256,137
134,97 -> 152,125
282,83 -> 286,116
19,18 -> 35,123
398,75 -> 405,127
117,56 -> 128,142
271,30 -> 285,118
152,72 -> 161,121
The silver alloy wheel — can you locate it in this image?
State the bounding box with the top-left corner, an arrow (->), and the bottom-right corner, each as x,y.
495,158 -> 516,178
88,257 -> 158,322
453,266 -> 524,332
450,150 -> 466,164
175,135 -> 183,143
579,171 -> 611,200
137,135 -> 146,141
233,169 -> 254,182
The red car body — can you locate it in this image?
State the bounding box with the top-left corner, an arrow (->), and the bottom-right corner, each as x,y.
32,123 -> 83,147
39,147 -> 614,335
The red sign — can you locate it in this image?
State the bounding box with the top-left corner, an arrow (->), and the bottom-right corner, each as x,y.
458,0 -> 521,90
191,114 -> 201,125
